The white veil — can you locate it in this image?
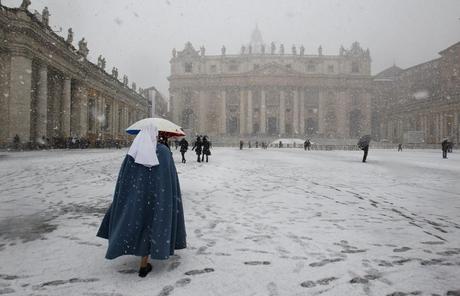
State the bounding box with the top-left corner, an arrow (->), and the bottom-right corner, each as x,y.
127,121 -> 160,167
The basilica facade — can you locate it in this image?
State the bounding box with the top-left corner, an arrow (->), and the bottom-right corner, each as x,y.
169,28 -> 372,141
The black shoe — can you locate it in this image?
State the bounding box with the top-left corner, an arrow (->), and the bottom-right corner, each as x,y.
138,263 -> 152,278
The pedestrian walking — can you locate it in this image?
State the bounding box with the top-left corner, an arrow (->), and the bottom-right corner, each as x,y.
362,144 -> 369,162
255,141 -> 259,148
442,138 -> 449,159
248,141 -> 252,148
279,140 -> 283,148
398,143 -> 403,152
201,136 -> 211,163
357,135 -> 371,163
179,138 -> 189,163
240,140 -> 244,150
192,136 -> 203,162
304,139 -> 311,151
97,121 -> 186,278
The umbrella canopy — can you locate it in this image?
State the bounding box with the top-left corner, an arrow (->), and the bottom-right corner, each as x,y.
357,135 -> 371,148
126,118 -> 186,137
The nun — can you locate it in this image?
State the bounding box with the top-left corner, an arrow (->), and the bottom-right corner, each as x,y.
97,121 -> 186,278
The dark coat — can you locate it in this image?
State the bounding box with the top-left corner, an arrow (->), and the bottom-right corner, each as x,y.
97,143 -> 186,260
179,139 -> 189,153
442,140 -> 449,151
192,139 -> 203,155
202,139 -> 211,155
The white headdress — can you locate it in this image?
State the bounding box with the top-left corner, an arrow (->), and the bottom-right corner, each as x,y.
127,121 -> 159,167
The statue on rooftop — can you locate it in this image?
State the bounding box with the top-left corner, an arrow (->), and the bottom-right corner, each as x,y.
101,57 -> 106,70
172,48 -> 176,58
78,38 -> 89,58
66,28 -> 74,44
20,0 -> 31,10
300,45 -> 305,56
42,7 -> 50,26
123,75 -> 129,86
292,45 -> 297,55
200,46 -> 205,56
270,42 -> 276,54
318,45 -> 323,56
241,45 -> 246,54
112,67 -> 118,79
132,82 -> 137,91
221,45 -> 226,55
279,44 -> 284,55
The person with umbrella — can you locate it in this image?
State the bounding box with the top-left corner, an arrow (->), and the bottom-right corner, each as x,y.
179,137 -> 189,163
97,121 -> 187,278
442,138 -> 449,159
358,135 -> 371,163
192,135 -> 203,162
202,135 -> 212,163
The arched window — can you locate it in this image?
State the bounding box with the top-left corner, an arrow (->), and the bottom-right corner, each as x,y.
184,62 -> 193,73
352,62 -> 359,73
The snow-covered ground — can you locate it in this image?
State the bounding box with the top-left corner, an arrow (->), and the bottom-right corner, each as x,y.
0,148 -> 459,296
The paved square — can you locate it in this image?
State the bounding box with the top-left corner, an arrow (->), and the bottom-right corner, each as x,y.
0,148 -> 459,295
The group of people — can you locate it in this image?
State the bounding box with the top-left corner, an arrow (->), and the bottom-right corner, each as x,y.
176,135 -> 212,163
239,140 -> 268,150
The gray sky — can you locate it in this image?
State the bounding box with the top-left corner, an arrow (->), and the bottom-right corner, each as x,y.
4,0 -> 460,94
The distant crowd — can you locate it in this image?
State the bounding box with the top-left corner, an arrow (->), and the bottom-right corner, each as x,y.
9,134 -> 129,150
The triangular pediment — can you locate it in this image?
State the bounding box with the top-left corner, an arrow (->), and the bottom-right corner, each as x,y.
249,62 -> 302,76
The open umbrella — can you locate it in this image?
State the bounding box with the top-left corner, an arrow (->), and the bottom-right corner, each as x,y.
357,135 -> 371,149
126,118 -> 186,137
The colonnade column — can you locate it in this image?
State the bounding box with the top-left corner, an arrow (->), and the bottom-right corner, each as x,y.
112,100 -> 119,137
36,63 -> 48,140
279,89 -> 285,135
9,55 -> 32,143
220,89 -> 227,134
61,78 -> 71,137
293,89 -> 299,134
299,88 -> 305,135
260,89 -> 266,134
247,89 -> 253,134
70,83 -> 88,137
239,88 -> 246,135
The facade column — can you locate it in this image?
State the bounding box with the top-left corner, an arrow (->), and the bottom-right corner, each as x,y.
336,91 -> 348,138
293,88 -> 299,134
239,88 -> 246,135
112,100 -> 119,137
260,88 -> 266,134
220,89 -> 227,134
318,90 -> 327,136
299,88 -> 305,135
279,89 -> 285,135
198,89 -> 206,133
454,111 -> 459,143
440,112 -> 444,141
70,83 -> 88,137
9,55 -> 33,144
170,90 -> 179,124
36,63 -> 48,141
247,89 -> 253,134
61,78 -> 71,137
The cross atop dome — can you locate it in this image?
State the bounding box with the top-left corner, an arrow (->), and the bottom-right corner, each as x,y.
249,24 -> 264,54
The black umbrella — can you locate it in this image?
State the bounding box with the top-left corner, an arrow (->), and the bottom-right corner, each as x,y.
357,135 -> 371,149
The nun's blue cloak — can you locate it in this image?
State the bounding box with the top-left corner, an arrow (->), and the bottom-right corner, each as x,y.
97,143 -> 186,260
